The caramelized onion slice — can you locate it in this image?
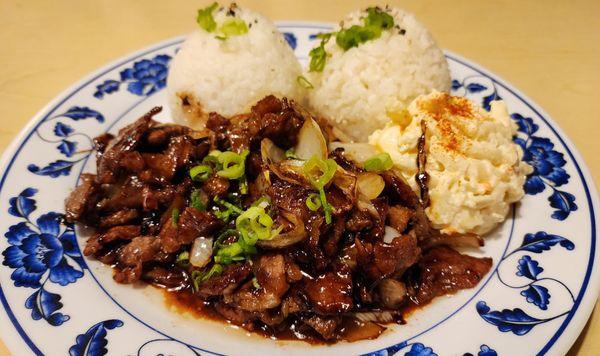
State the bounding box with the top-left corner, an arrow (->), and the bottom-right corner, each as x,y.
332,166 -> 357,199
257,212 -> 307,249
188,128 -> 212,140
383,226 -> 401,244
377,279 -> 407,309
353,310 -> 402,324
357,172 -> 385,200
421,233 -> 484,249
329,142 -> 379,164
141,266 -> 189,292
261,138 -> 286,165
190,237 -> 213,268
340,318 -> 386,342
357,200 -> 380,219
294,117 -> 328,160
268,159 -> 308,186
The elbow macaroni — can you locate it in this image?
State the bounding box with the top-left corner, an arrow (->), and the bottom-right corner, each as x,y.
369,92 -> 532,235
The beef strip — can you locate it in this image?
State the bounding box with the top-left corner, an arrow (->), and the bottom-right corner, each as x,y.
159,207 -> 222,253
266,178 -> 313,221
302,315 -> 341,340
346,209 -> 373,232
373,234 -> 421,278
145,124 -> 191,146
303,265 -> 353,314
142,135 -> 195,181
203,175 -> 230,198
231,254 -> 289,312
93,133 -> 114,154
214,302 -> 254,326
114,236 -> 161,283
119,151 -> 145,173
407,246 -> 492,305
65,173 -> 98,223
142,266 -> 189,290
97,107 -> 160,184
82,225 -> 139,256
227,96 -> 305,151
387,205 -> 413,234
196,263 -> 252,298
99,209 -> 139,228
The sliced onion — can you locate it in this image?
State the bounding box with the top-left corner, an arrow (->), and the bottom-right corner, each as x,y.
330,127 -> 354,143
421,233 -> 484,249
357,172 -> 385,200
357,200 -> 380,219
269,159 -> 308,186
257,212 -> 307,249
332,167 -> 357,199
189,237 -> 213,267
294,117 -> 327,160
353,310 -> 402,324
328,142 -> 379,163
377,279 -> 407,309
261,138 -> 286,164
188,128 -> 212,140
340,318 -> 386,342
383,226 -> 401,244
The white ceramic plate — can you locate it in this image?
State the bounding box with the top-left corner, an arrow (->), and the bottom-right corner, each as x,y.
0,22 -> 598,356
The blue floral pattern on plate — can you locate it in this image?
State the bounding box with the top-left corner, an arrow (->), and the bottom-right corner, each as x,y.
27,107 -> 102,178
94,54 -> 171,99
476,230 -> 575,335
2,189 -> 86,326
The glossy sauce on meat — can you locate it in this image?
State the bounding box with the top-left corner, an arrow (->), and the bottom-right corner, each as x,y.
65,96 -> 493,343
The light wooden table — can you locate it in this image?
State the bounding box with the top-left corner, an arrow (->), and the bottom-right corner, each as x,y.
0,0 -> 598,354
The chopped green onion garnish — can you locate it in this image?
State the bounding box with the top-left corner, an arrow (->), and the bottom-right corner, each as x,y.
309,39 -> 329,72
210,201 -> 280,266
214,197 -> 243,215
252,277 -> 261,289
303,156 -> 337,224
176,251 -> 190,265
171,208 -> 180,227
236,206 -> 274,245
212,198 -> 243,223
216,150 -> 249,179
251,196 -> 271,209
319,187 -> 332,224
218,18 -> 248,38
196,2 -> 218,32
192,263 -> 223,290
364,7 -> 394,30
336,7 -> 394,50
302,156 -> 337,224
239,176 -> 248,195
306,193 -> 322,211
296,75 -> 314,89
203,151 -> 222,167
284,148 -> 298,159
303,155 -> 338,190
190,164 -> 213,182
190,189 -> 206,211
214,229 -> 239,250
364,153 -> 394,172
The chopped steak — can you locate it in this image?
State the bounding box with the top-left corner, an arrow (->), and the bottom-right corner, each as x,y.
65,173 -> 98,223
407,246 -> 492,305
66,99 -> 492,344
